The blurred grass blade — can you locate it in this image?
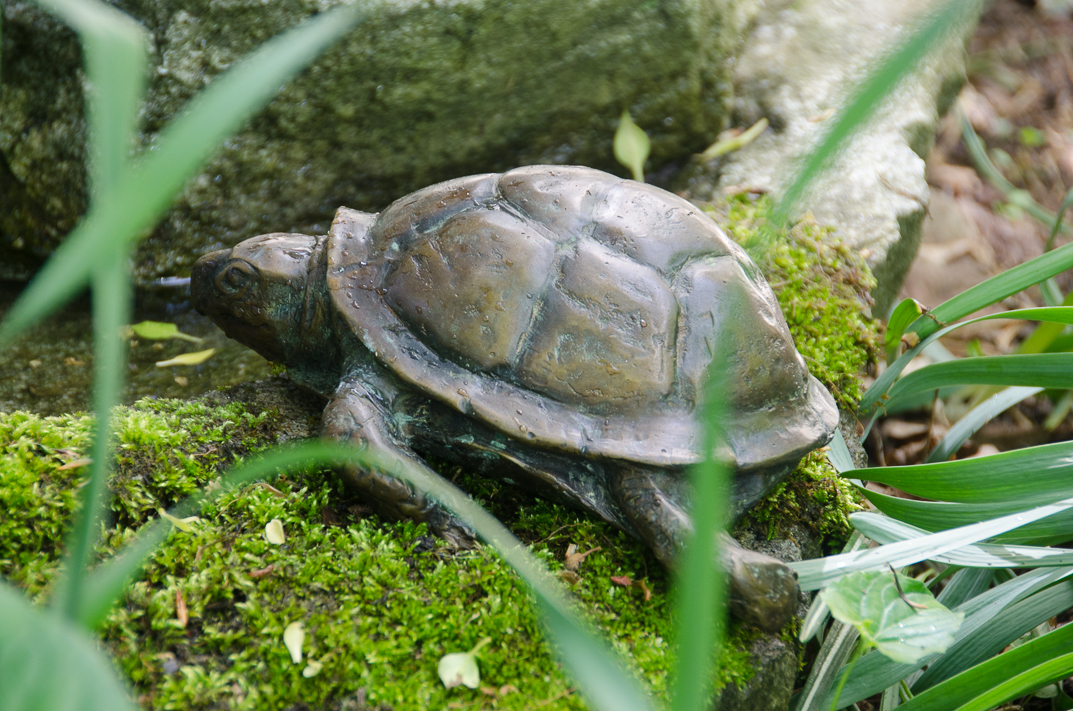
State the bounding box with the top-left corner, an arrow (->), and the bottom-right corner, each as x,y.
0,581 -> 138,711
670,366 -> 729,711
790,496 -> 1073,590
0,2 -> 368,348
895,622 -> 1073,711
961,112 -> 1070,237
53,257 -> 132,620
76,519 -> 169,629
926,386 -> 1042,462
823,566 -> 1073,708
1046,185 -> 1073,251
852,513 -> 1073,568
883,354 -> 1073,411
773,0 -> 980,222
858,439 -> 1073,505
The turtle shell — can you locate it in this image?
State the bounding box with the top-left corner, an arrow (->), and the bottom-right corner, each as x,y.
326,165 -> 837,472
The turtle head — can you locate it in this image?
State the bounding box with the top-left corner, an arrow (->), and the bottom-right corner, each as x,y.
191,232 -> 336,369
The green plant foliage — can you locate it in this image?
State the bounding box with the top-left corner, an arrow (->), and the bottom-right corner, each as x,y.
820,570 -> 962,664
613,111 -> 651,182
0,581 -> 138,711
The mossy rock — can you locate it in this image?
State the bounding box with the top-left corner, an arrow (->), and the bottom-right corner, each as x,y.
1,0 -> 753,282
0,199 -> 878,709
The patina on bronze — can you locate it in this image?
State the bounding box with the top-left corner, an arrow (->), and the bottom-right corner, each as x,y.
191,165 -> 839,631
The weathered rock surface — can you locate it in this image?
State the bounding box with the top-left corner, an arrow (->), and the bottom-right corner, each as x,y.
0,0 -> 757,281
680,0 -> 975,316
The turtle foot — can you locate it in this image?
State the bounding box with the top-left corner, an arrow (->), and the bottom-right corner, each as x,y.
426,508 -> 478,550
724,542 -> 800,633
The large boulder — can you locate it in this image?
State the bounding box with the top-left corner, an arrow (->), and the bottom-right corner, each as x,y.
680,0 -> 973,316
0,0 -> 758,281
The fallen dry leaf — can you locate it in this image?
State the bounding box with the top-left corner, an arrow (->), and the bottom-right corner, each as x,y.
564,544 -> 601,571
175,590 -> 188,628
57,458 -> 92,471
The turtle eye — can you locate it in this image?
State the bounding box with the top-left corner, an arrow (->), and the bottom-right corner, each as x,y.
217,262 -> 254,296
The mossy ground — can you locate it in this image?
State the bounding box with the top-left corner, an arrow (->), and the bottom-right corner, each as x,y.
0,197 -> 879,709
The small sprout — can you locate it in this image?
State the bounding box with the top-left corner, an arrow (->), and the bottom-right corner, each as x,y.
265,518 -> 286,545
438,638 -> 491,690
1018,126 -> 1046,147
127,320 -> 204,343
699,118 -> 769,160
158,509 -> 201,532
156,348 -> 216,367
613,110 -> 651,183
283,622 -> 305,663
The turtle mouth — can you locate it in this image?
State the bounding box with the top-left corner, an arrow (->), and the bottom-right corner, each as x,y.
190,249 -> 231,316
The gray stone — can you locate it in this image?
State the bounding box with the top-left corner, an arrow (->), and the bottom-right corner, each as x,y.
680,0 -> 974,316
0,0 -> 759,282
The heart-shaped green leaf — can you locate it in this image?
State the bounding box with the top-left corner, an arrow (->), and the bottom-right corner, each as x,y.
821,570 -> 963,664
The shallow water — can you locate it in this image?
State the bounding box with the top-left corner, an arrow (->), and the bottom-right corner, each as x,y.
0,280 -> 272,416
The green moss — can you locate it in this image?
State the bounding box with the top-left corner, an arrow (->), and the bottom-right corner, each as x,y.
709,194 -> 881,411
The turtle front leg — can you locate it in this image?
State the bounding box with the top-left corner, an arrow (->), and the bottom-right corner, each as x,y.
323,374 -> 475,547
610,465 -> 799,633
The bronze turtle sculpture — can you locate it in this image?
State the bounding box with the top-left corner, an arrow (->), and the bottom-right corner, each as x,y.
191,165 -> 838,631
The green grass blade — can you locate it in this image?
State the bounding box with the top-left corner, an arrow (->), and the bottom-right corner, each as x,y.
857,439 -> 1073,505
0,581 -> 138,711
52,257 -> 132,621
883,353 -> 1073,411
853,513 -> 1073,568
1047,185 -> 1073,251
885,298 -> 926,363
904,244 -> 1073,344
926,386 -> 1042,462
895,622 -> 1073,711
790,496 -> 1073,590
863,490 -> 1073,545
823,566 -> 1073,708
861,307 -> 1073,416
772,0 -> 980,223
913,578 -> 1073,693
961,112 -> 1070,236
0,3 -> 367,348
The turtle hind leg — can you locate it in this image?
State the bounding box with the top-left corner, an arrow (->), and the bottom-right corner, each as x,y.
609,464 -> 800,633
323,373 -> 475,548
